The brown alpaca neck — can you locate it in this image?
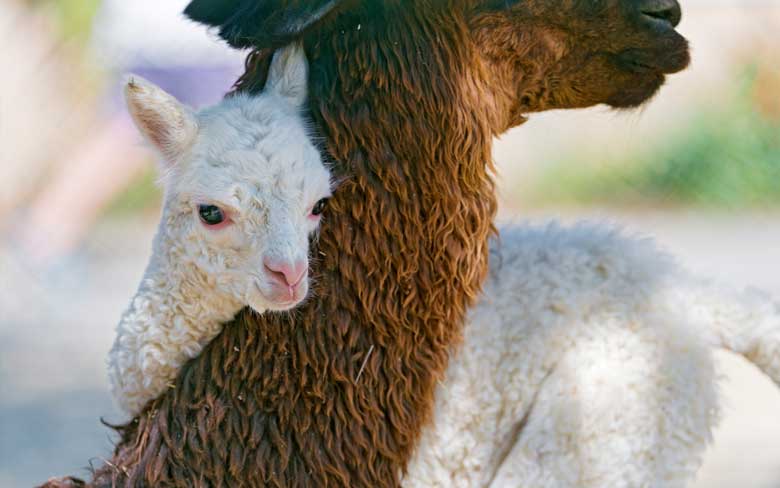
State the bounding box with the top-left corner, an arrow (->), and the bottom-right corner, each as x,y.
92,8 -> 502,488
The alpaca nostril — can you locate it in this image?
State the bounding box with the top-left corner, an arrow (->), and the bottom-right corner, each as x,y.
264,258 -> 307,287
640,0 -> 681,27
264,264 -> 288,286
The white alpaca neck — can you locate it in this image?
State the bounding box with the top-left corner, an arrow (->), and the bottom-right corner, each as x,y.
108,216 -> 243,417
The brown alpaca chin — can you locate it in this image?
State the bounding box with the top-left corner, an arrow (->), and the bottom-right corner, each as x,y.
606,73 -> 666,109
607,42 -> 690,108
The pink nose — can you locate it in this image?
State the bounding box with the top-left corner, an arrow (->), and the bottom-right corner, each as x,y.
264,257 -> 307,287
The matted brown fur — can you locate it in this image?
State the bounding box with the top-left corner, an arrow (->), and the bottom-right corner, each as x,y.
43,1 -> 689,486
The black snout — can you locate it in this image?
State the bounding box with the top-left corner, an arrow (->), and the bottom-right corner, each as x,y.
639,0 -> 682,28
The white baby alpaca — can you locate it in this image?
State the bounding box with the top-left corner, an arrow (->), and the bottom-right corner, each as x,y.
108,45 -> 332,417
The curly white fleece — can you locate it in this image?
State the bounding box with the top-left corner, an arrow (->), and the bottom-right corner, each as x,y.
404,221 -> 780,488
108,226 -> 245,417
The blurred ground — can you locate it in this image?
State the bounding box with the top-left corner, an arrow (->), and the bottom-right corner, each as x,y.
1,1 -> 779,486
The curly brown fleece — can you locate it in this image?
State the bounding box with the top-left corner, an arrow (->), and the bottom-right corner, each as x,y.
42,1 -> 689,486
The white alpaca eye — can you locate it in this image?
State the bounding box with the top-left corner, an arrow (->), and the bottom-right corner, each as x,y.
198,204 -> 225,226
311,198 -> 328,217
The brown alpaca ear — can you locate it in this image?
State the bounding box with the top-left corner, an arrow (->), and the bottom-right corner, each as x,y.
184,0 -> 345,49
124,76 -> 198,165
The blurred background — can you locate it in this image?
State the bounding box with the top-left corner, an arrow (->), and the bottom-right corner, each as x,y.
0,0 -> 778,486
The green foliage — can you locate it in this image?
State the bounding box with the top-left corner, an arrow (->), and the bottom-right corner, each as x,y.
104,168 -> 163,217
529,71 -> 780,208
29,0 -> 101,42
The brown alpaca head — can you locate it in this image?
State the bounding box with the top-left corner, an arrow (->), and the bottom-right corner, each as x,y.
469,0 -> 689,121
186,0 -> 689,128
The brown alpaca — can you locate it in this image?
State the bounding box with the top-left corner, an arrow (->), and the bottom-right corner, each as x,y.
43,1 -> 689,486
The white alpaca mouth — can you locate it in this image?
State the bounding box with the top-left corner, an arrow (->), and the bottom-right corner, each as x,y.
253,281 -> 305,311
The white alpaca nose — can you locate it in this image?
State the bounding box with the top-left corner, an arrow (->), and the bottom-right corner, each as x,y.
264,257 -> 307,287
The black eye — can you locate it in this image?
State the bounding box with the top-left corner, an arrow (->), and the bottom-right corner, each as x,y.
198,204 -> 225,225
311,198 -> 328,216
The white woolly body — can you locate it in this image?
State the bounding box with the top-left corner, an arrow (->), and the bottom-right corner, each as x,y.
405,221 -> 780,488
108,45 -> 331,417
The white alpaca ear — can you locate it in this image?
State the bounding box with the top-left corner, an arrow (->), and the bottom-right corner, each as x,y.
124,76 -> 198,165
265,43 -> 308,108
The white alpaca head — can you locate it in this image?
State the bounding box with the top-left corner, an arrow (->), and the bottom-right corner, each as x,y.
124,45 -> 330,312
